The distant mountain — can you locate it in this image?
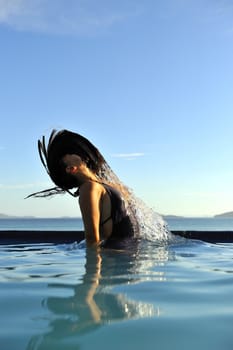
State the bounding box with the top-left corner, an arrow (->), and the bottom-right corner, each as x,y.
0,213 -> 79,219
0,213 -> 35,219
0,213 -> 17,218
163,215 -> 184,219
214,211 -> 233,218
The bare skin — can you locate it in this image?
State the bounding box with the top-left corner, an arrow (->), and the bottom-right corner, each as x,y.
62,154 -> 113,247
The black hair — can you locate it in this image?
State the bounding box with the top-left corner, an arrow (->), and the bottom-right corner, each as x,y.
27,129 -> 106,198
42,130 -> 105,189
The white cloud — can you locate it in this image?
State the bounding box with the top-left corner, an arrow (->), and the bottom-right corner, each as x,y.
0,0 -> 140,35
0,0 -> 23,20
195,0 -> 233,34
111,152 -> 145,160
0,181 -> 51,190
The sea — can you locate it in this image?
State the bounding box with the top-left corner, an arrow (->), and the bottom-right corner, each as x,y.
0,216 -> 233,231
1,216 -> 233,350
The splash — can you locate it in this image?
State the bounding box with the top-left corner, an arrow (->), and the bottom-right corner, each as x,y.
127,189 -> 171,242
98,163 -> 171,243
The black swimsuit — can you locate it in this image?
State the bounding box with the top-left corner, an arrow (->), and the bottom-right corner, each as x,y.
100,184 -> 137,247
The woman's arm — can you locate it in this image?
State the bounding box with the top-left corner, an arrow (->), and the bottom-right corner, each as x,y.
79,181 -> 103,247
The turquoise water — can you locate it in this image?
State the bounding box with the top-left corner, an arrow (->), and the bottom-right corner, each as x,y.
0,218 -> 84,231
166,217 -> 233,231
1,218 -> 233,349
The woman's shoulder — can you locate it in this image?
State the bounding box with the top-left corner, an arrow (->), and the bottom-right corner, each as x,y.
79,180 -> 105,195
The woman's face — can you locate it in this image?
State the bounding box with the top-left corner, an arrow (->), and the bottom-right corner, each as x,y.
62,154 -> 84,175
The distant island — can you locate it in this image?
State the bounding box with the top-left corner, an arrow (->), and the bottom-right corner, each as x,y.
0,213 -> 79,219
163,215 -> 184,219
214,211 -> 233,218
0,213 -> 35,219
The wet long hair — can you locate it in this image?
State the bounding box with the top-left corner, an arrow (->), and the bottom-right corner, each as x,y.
27,129 -> 109,198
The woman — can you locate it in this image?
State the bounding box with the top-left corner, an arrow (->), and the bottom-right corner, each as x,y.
29,129 -> 139,248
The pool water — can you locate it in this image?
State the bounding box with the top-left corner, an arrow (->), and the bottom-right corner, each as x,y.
0,238 -> 233,350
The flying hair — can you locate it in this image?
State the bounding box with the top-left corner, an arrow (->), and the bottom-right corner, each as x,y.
27,129 -> 121,198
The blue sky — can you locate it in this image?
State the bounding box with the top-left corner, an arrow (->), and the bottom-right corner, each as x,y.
1,0 -> 233,217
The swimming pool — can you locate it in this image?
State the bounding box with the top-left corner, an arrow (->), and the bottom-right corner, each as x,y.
0,237 -> 232,350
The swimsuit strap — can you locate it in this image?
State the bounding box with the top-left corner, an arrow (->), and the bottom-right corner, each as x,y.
99,182 -> 115,226
100,215 -> 112,226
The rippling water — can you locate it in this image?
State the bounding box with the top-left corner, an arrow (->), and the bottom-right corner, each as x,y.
0,239 -> 233,350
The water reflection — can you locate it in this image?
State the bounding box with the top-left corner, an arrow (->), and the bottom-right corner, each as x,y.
26,242 -> 171,349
